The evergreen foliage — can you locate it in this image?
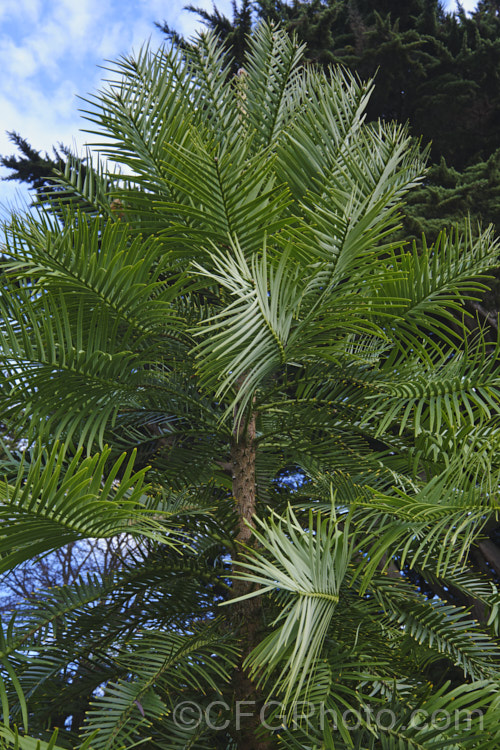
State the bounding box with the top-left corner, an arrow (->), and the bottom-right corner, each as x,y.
253,0 -> 500,171
156,0 -> 253,71
0,132 -> 73,205
4,0 -> 500,242
405,149 -> 500,243
172,0 -> 500,242
0,25 -> 500,749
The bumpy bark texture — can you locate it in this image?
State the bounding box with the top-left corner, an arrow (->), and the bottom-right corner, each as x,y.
230,410 -> 272,750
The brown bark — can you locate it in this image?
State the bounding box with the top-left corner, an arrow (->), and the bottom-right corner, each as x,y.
229,409 -> 272,750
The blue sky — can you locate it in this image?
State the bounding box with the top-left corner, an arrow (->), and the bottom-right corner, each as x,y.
0,0 -> 478,216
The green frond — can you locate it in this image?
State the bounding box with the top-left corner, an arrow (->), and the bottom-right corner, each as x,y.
275,654 -> 500,749
0,442 -> 184,572
350,481 -> 493,588
0,726 -> 96,750
226,506 -> 351,711
34,149 -> 115,219
370,580 -> 499,680
191,238 -> 302,413
157,138 -> 291,259
81,42 -> 195,193
276,65 -> 374,201
376,223 -> 500,357
3,213 -> 178,332
365,338 -> 500,438
0,216 -> 187,450
298,121 -> 424,281
184,30 -> 239,143
242,22 -> 306,150
81,625 -> 237,749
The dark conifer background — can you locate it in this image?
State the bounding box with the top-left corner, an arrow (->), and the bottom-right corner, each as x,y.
4,1 -> 500,238
2,0 -> 500,306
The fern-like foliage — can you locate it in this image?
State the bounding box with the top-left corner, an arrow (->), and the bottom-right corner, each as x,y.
0,22 -> 499,750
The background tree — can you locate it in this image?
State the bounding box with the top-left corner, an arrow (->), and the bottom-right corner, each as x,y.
0,132 -> 75,207
1,25 -> 500,750
173,0 -> 500,354
161,0 -> 500,241
0,536 -> 142,615
3,0 -> 500,689
156,0 -> 253,71
4,0 -> 500,242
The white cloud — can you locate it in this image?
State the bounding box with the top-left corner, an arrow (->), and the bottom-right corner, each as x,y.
0,2 -> 149,213
0,0 -> 41,25
0,0 -> 233,151
0,38 -> 38,79
0,0 -> 478,221
444,0 -> 478,11
54,0 -> 102,40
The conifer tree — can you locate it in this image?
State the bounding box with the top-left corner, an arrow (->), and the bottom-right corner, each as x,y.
2,26 -> 500,749
4,0 -> 500,239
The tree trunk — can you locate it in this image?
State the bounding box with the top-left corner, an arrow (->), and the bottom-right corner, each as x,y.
229,409 -> 272,750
